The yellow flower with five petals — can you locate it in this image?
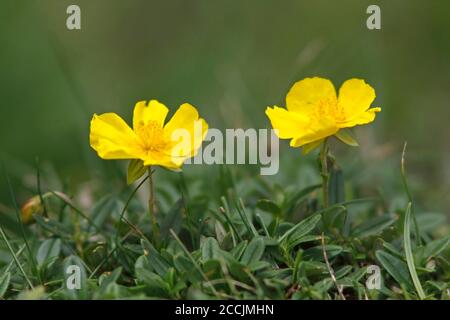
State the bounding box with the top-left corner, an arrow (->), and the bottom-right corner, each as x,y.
266,77 -> 381,152
90,100 -> 208,171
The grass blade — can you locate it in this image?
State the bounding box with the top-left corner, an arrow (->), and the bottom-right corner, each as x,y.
0,226 -> 34,289
404,202 -> 426,299
3,165 -> 41,285
400,142 -> 421,245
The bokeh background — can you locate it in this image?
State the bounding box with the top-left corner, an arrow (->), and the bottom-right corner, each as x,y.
1,0 -> 449,216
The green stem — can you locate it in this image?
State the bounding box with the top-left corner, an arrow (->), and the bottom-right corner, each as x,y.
320,139 -> 329,208
148,167 -> 159,244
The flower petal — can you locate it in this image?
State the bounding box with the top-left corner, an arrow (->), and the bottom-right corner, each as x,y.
265,106 -> 309,139
164,103 -> 199,134
143,157 -> 182,171
133,100 -> 169,130
339,107 -> 381,128
286,77 -> 337,113
90,113 -> 139,159
290,117 -> 339,147
164,103 -> 208,164
169,118 -> 209,167
338,79 -> 376,119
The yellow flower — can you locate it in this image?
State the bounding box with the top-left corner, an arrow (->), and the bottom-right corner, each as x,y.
266,77 -> 381,150
90,100 -> 208,170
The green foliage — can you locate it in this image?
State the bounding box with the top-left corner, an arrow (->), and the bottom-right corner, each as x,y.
0,160 -> 448,300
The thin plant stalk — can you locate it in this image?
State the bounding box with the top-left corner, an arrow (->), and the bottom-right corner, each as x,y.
320,139 -> 330,208
148,167 -> 159,243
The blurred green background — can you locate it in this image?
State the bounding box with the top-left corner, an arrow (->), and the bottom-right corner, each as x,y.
0,0 -> 449,213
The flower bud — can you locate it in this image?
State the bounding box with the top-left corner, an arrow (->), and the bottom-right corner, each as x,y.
20,196 -> 44,224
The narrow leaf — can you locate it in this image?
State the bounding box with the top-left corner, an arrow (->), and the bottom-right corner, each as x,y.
0,272 -> 11,298
376,250 -> 412,289
404,202 -> 426,299
353,215 -> 397,238
256,199 -> 281,216
279,213 -> 321,244
241,237 -> 265,265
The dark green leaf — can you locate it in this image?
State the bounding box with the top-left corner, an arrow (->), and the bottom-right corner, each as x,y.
160,199 -> 184,240
279,213 -> 321,247
256,199 -> 281,216
241,237 -> 265,265
376,250 -> 412,289
303,245 -> 343,261
353,215 -> 397,238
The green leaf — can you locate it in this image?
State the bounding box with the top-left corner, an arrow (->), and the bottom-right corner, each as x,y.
159,199 -> 184,240
404,203 -> 426,299
376,250 -> 412,289
36,238 -> 61,267
241,237 -> 265,265
90,195 -> 122,228
0,272 -> 10,298
173,254 -> 203,283
256,199 -> 281,216
99,267 -> 122,288
141,240 -> 171,277
201,237 -> 222,261
303,245 -> 343,261
135,268 -> 170,298
417,237 -> 450,264
416,213 -> 447,233
127,159 -> 147,185
230,240 -> 248,260
279,213 -> 321,245
33,215 -> 71,238
382,241 -> 404,259
335,129 -> 359,147
353,215 -> 397,238
335,265 -> 353,279
286,235 -> 321,251
321,205 -> 346,233
284,184 -> 321,213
